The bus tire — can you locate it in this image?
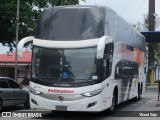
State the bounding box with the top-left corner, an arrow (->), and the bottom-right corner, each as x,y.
138,83 -> 141,101
141,82 -> 143,95
133,84 -> 141,102
108,89 -> 117,114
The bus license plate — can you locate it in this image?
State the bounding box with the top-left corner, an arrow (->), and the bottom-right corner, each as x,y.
56,106 -> 67,111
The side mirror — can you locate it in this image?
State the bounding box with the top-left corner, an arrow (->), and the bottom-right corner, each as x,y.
17,36 -> 34,57
97,36 -> 113,59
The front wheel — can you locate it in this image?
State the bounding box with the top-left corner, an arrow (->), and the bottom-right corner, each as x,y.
108,91 -> 117,114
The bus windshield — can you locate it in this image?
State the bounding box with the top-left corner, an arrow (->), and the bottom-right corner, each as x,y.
32,47 -> 98,86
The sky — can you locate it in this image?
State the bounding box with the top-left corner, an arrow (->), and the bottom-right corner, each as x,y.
1,0 -> 160,53
0,43 -> 10,54
79,0 -> 160,29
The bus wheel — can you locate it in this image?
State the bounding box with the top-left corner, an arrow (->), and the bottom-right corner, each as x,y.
137,84 -> 141,101
133,84 -> 141,102
108,91 -> 117,114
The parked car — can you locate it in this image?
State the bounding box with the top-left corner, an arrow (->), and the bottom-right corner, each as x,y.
0,77 -> 29,111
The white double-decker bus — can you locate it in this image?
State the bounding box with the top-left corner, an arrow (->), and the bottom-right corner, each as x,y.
18,6 -> 146,112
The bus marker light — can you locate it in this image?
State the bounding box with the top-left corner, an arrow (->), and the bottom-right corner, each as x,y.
87,102 -> 97,108
31,99 -> 38,105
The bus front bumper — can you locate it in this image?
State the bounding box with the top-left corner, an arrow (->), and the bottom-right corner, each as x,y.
30,93 -> 111,112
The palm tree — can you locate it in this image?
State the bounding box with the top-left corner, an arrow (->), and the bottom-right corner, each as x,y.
139,13 -> 160,83
140,14 -> 160,31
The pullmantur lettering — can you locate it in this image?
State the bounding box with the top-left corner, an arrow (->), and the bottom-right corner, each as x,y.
48,89 -> 74,93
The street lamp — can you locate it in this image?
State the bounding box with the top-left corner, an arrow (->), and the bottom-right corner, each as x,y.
15,0 -> 20,81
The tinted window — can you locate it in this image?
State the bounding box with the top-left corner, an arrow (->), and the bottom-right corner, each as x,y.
0,79 -> 9,88
7,79 -> 20,88
102,43 -> 114,79
32,47 -> 97,81
35,7 -> 105,40
32,46 -> 99,87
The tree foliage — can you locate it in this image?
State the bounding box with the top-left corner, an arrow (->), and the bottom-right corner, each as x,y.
0,0 -> 79,50
142,14 -> 160,31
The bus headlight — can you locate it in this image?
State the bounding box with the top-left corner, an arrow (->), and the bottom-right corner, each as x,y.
29,88 -> 43,95
81,88 -> 103,97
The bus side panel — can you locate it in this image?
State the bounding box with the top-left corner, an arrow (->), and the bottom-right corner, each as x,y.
112,44 -> 145,104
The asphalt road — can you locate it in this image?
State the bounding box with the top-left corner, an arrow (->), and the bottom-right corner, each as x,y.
1,87 -> 160,120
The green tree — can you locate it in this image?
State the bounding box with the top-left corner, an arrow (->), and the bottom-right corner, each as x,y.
0,0 -> 79,50
141,14 -> 160,31
142,14 -> 160,61
138,13 -> 160,83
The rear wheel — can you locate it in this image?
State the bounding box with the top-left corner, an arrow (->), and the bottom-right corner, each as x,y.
137,84 -> 141,100
133,84 -> 141,102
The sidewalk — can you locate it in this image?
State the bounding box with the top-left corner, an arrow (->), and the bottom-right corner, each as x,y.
143,86 -> 160,111
146,85 -> 159,89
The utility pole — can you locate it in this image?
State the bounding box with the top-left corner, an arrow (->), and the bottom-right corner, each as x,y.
148,0 -> 155,31
15,0 -> 20,81
148,0 -> 155,83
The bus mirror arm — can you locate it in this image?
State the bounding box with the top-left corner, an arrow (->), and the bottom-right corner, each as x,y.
97,36 -> 113,59
17,36 -> 34,57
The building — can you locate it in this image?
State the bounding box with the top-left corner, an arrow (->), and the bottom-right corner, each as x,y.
0,51 -> 31,84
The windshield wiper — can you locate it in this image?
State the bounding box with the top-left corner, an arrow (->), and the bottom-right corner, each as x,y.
75,79 -> 94,86
36,77 -> 59,80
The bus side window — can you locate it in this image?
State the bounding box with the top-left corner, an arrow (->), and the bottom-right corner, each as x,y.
103,43 -> 114,79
